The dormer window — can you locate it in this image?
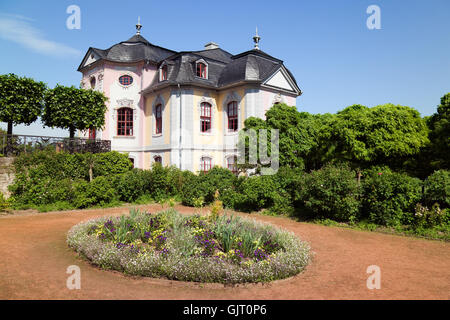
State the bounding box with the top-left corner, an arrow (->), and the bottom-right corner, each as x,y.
196,62 -> 207,79
160,65 -> 168,81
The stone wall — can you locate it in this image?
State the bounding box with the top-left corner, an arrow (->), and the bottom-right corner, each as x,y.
0,157 -> 15,198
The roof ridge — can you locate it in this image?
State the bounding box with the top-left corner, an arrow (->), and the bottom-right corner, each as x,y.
232,49 -> 283,63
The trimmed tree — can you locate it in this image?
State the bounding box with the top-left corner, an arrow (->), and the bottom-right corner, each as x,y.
0,73 -> 46,135
42,85 -> 108,138
240,103 -> 335,171
330,104 -> 429,175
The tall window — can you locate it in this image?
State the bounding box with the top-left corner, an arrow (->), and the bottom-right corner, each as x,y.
200,157 -> 212,173
227,101 -> 238,132
161,65 -> 168,81
227,156 -> 238,174
88,127 -> 96,139
117,107 -> 133,136
129,158 -> 134,168
155,104 -> 162,134
200,102 -> 211,133
196,62 -> 207,79
154,156 -> 162,164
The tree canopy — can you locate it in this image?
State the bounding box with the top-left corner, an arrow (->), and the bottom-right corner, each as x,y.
241,102 -> 431,175
42,85 -> 108,138
427,93 -> 450,169
0,73 -> 46,135
329,103 -> 429,169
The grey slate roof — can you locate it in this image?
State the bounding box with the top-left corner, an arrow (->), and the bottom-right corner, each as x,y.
78,33 -> 301,95
218,49 -> 281,87
77,34 -> 175,71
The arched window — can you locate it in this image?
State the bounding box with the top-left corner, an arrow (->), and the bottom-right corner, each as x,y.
119,75 -> 133,86
200,157 -> 212,173
155,104 -> 162,134
117,107 -> 133,136
154,156 -> 162,164
196,62 -> 207,79
129,158 -> 135,168
227,101 -> 238,132
200,102 -> 211,133
160,65 -> 168,81
227,156 -> 238,174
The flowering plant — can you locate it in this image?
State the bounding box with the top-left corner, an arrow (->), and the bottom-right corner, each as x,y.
67,208 -> 310,284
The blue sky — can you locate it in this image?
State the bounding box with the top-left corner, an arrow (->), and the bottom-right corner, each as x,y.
0,0 -> 449,136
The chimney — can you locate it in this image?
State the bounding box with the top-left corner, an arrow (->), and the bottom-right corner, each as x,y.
204,42 -> 219,50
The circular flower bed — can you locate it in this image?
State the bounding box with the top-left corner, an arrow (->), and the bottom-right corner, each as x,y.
67,209 -> 310,284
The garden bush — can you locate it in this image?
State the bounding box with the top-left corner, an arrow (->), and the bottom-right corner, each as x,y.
413,203 -> 448,229
91,151 -> 133,177
115,169 -> 152,203
180,171 -> 210,207
9,149 -> 132,208
181,167 -> 238,207
423,170 -> 450,208
362,167 -> 422,226
148,163 -> 185,201
9,175 -> 74,206
0,192 -> 9,211
72,176 -> 118,208
233,175 -> 281,212
67,208 -> 310,284
201,167 -> 238,203
300,164 -> 361,222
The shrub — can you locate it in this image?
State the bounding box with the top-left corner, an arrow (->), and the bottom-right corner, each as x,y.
234,175 -> 280,212
72,176 -> 118,208
92,151 -> 133,177
362,167 -> 422,226
148,163 -> 184,201
202,167 -> 237,203
413,203 -> 447,228
423,170 -> 450,208
0,192 -> 8,211
220,187 -> 246,210
9,176 -> 73,206
9,149 -> 132,208
272,167 -> 306,211
180,171 -> 210,206
115,169 -> 152,203
300,164 -> 361,222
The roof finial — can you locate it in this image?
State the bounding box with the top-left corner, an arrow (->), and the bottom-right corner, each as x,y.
136,16 -> 142,35
253,26 -> 261,50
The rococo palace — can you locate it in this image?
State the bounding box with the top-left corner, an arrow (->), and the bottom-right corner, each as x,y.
78,20 -> 302,172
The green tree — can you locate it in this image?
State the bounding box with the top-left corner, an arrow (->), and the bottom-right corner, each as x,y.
42,85 -> 108,138
239,103 -> 333,171
330,104 -> 429,175
428,93 -> 450,169
0,73 -> 46,135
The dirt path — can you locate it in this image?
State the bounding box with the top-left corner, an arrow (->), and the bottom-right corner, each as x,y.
0,204 -> 449,300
